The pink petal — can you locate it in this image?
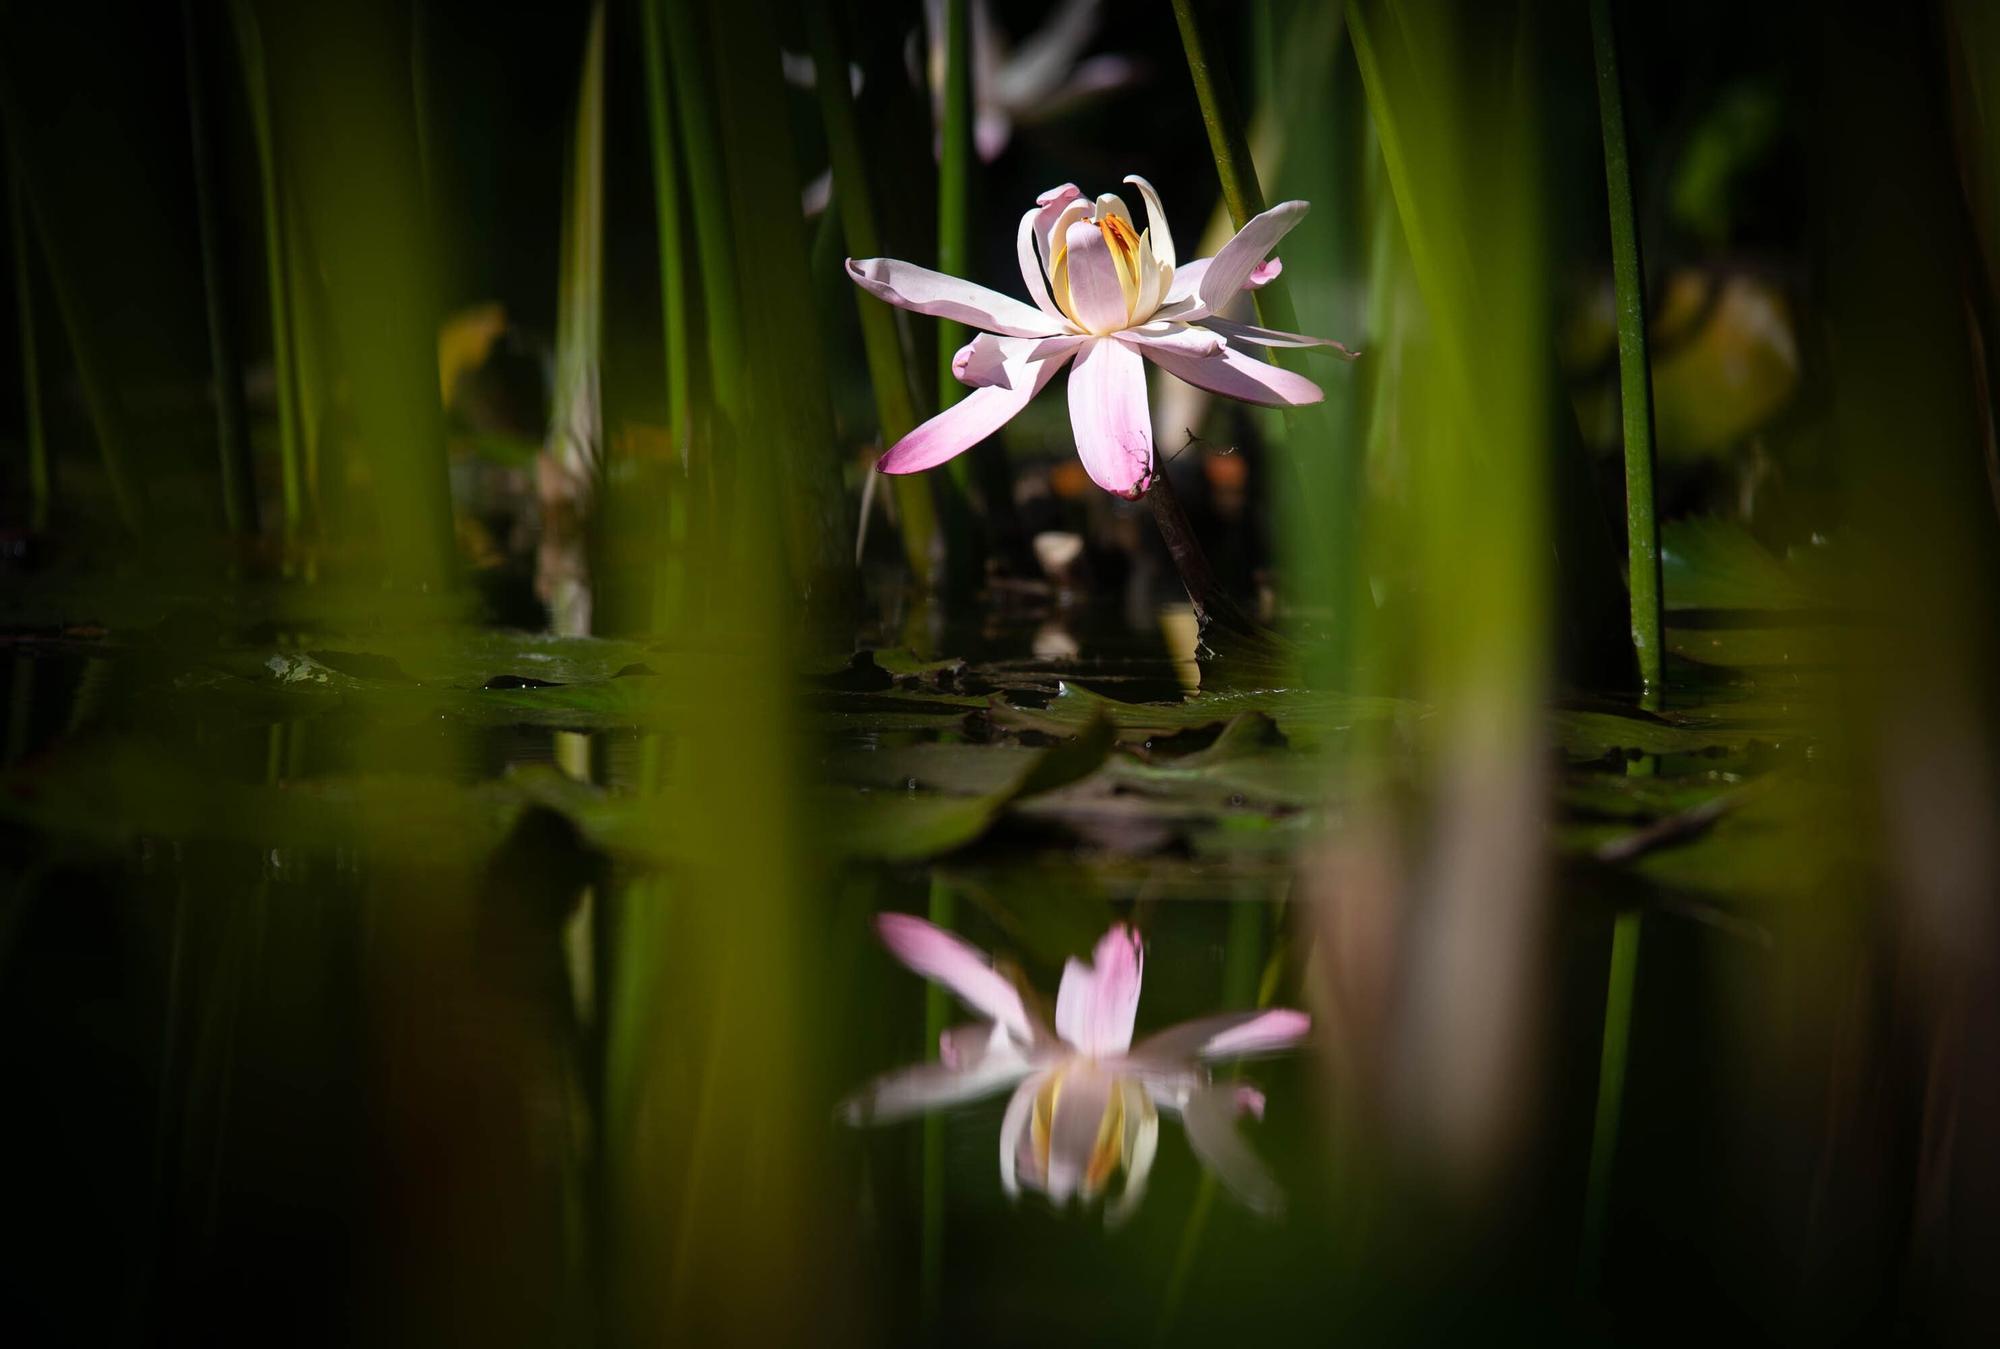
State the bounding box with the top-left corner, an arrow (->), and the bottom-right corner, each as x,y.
1034,183 -> 1084,277
1199,315 -> 1356,356
879,344 -> 1073,474
874,913 -> 1035,1041
836,1053 -> 1034,1125
1180,1083 -> 1283,1215
1119,322 -> 1225,360
1128,1008 -> 1312,1065
997,1069 -> 1046,1200
1196,201 -> 1309,316
1233,1084 -> 1268,1121
1065,337 -> 1154,497
952,332 -> 1086,389
847,256 -> 1065,338
1059,219 -> 1130,334
1137,340 -> 1324,409
1160,254 -> 1283,309
1054,924 -> 1145,1056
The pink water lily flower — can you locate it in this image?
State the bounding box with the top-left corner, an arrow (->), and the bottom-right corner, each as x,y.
846,177 -> 1352,498
841,915 -> 1311,1223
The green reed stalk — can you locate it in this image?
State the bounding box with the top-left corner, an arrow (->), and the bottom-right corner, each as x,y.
7,167 -> 47,531
1590,0 -> 1663,708
697,0 -> 854,609
1580,0 -> 1657,1293
182,0 -> 256,537
807,0 -> 941,587
1580,907 -> 1641,1291
230,0 -> 304,550
662,0 -> 742,420
936,0 -> 972,413
639,0 -> 690,455
0,140 -> 142,534
1169,0 -> 1302,338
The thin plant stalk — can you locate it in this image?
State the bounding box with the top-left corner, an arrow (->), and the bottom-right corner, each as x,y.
1590,0 -> 1664,708
7,165 -> 48,532
182,0 -> 256,538
1581,0 -> 1659,1292
639,0 -> 693,631
543,1 -> 606,638
1580,907 -> 1642,1292
806,0 -> 940,586
662,0 -> 742,419
0,136 -> 142,535
935,0 -> 972,413
1168,0 -> 1303,339
230,0 -> 304,550
639,0 -> 690,453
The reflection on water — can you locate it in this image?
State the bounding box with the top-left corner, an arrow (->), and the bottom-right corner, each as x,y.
840,916 -> 1309,1225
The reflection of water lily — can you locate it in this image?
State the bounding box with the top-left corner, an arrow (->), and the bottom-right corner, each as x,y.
847,179 -> 1351,498
841,915 -> 1311,1222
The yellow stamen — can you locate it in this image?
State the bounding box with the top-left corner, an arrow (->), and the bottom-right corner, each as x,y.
1099,214 -> 1143,317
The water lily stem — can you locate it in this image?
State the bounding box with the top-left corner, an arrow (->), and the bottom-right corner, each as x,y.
1591,0 -> 1664,710
1145,469 -> 1266,642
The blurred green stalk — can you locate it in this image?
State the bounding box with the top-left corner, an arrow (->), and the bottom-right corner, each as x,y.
639,0 -> 693,631
182,0 -> 256,538
807,0 -> 941,587
7,165 -> 48,532
1590,0 -> 1663,709
230,0 -> 305,552
0,121 -> 142,535
639,0 -> 690,454
661,0 -> 742,421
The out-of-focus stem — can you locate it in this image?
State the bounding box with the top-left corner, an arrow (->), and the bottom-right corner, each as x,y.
807,0 -> 940,586
1590,0 -> 1663,709
182,0 -> 256,538
8,166 -> 48,532
639,0 -> 690,453
231,0 -> 303,551
662,0 -> 742,414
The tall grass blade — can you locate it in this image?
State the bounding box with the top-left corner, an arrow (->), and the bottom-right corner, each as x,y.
542,2 -> 606,637
254,0 -> 457,592
1590,0 -> 1663,708
181,0 -> 256,539
229,0 -> 304,553
807,0 -> 941,587
6,162 -> 48,532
